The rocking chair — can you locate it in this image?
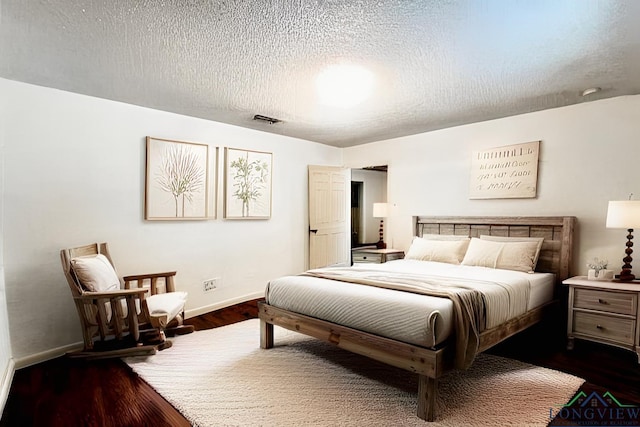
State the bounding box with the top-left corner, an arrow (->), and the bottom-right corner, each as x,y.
60,242 -> 194,359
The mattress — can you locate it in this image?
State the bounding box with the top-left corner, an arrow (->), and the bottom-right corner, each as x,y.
265,259 -> 555,348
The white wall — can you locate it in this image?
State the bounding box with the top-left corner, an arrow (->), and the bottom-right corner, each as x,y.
351,169 -> 387,244
1,78 -> 341,363
0,89 -> 14,412
3,77 -> 640,366
0,272 -> 11,412
344,95 -> 640,277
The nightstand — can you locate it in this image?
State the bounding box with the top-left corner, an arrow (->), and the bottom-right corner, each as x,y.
351,248 -> 404,264
563,276 -> 640,363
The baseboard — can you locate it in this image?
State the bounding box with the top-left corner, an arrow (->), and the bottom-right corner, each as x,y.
0,358 -> 15,416
185,291 -> 264,319
13,342 -> 83,370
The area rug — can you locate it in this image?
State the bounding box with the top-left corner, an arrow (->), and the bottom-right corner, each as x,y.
123,319 -> 584,427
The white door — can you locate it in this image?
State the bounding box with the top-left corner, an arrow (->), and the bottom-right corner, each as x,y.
308,166 -> 350,269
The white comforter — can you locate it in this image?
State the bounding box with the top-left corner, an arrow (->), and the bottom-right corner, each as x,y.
266,260 -> 554,368
344,260 -> 533,329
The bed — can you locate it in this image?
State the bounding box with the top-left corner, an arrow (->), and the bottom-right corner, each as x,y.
258,216 -> 576,422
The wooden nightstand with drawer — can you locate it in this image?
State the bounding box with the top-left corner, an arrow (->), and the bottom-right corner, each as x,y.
351,248 -> 404,264
563,276 -> 640,363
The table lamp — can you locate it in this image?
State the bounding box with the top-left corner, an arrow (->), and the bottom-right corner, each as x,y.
373,202 -> 389,249
606,200 -> 640,281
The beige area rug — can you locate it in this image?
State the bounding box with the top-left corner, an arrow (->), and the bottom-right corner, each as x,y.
124,319 -> 584,427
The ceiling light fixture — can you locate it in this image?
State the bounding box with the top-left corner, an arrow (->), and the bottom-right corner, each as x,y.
253,114 -> 281,124
316,64 -> 375,109
581,87 -> 601,97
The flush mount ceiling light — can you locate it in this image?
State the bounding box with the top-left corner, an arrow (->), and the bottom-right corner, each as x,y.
315,64 -> 375,109
581,87 -> 601,97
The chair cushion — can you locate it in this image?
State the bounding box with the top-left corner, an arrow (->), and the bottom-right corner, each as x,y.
146,291 -> 187,322
70,254 -> 120,292
116,292 -> 185,324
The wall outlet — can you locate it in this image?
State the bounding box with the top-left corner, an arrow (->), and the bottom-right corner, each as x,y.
203,278 -> 219,292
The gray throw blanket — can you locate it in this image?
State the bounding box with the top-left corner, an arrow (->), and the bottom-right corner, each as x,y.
302,267 -> 487,370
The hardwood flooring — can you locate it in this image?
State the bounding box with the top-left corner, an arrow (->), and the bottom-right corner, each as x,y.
0,302 -> 258,427
2,299 -> 639,426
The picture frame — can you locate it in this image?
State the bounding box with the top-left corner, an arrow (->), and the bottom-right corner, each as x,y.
469,140 -> 540,199
145,136 -> 210,220
224,148 -> 272,219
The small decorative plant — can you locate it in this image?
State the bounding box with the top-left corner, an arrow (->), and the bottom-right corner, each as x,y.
586,257 -> 608,273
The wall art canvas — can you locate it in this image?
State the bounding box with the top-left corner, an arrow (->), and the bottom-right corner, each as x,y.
145,137 -> 209,220
469,140 -> 540,199
224,148 -> 272,219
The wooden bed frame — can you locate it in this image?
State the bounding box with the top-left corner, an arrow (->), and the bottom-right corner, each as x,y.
258,216 -> 576,422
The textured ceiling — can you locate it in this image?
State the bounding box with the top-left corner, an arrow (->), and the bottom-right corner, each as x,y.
2,0 -> 640,147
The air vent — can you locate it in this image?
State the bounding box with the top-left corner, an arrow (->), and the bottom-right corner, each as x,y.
363,165 -> 388,172
253,114 -> 282,124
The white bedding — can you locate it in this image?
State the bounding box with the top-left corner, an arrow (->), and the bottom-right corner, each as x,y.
265,259 -> 555,348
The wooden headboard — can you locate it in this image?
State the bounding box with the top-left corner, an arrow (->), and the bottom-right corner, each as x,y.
415,216 -> 577,282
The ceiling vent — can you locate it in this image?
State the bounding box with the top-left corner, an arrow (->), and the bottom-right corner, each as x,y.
363,165 -> 388,172
253,114 -> 282,124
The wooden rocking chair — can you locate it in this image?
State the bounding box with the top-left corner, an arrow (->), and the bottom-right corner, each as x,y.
60,242 -> 194,359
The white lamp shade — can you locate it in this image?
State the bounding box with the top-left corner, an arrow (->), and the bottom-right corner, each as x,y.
606,201 -> 640,229
372,202 -> 389,218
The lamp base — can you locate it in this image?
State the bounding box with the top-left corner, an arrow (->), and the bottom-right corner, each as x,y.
376,240 -> 387,249
616,228 -> 636,282
616,271 -> 636,282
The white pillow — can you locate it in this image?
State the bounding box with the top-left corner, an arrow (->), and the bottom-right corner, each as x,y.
479,235 -> 544,270
71,254 -> 120,292
461,238 -> 540,273
405,237 -> 470,264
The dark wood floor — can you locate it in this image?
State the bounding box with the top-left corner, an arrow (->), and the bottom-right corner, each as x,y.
2,299 -> 639,426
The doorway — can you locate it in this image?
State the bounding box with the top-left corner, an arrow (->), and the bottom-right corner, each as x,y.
351,181 -> 364,247
350,166 -> 387,249
308,165 -> 351,269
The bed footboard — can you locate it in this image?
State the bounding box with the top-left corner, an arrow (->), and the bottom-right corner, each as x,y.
258,301 -> 448,421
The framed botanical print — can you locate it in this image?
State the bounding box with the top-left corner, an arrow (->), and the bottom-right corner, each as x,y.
224,148 -> 272,219
145,137 -> 209,220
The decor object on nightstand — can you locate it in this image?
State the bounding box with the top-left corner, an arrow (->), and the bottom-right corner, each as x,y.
373,202 -> 389,249
586,257 -> 613,281
606,199 -> 640,281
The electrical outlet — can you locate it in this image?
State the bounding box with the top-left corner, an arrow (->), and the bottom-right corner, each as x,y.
203,278 -> 219,292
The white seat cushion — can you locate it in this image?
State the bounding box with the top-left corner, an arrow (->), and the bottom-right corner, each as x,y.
146,291 -> 187,322
116,292 -> 186,323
